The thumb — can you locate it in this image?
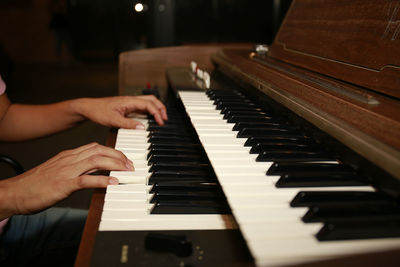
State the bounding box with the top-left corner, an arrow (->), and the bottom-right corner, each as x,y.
73,175 -> 119,190
115,117 -> 146,130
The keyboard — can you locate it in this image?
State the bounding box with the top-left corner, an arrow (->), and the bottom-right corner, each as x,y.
177,89 -> 400,266
96,88 -> 400,267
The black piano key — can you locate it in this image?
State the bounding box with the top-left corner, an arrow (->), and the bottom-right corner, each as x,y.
150,182 -> 218,193
232,122 -> 285,131
148,118 -> 186,125
151,201 -> 231,214
209,95 -> 245,102
251,143 -> 321,154
220,106 -> 267,114
237,127 -> 299,138
148,129 -> 192,135
147,124 -> 186,131
211,94 -> 246,99
206,89 -> 242,97
267,162 -> 353,175
148,147 -> 202,154
245,136 -> 312,146
147,154 -> 206,164
303,204 -> 400,223
256,151 -> 334,162
216,102 -> 258,111
316,220 -> 400,241
275,173 -> 366,187
150,191 -> 225,203
227,115 -> 274,123
148,132 -> 194,139
149,143 -> 202,150
148,173 -> 215,185
149,162 -> 212,173
223,110 -> 271,120
214,98 -> 252,106
147,148 -> 203,159
148,136 -> 197,144
290,191 -> 395,207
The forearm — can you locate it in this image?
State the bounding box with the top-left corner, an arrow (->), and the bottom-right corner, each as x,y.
0,98 -> 87,141
0,179 -> 16,220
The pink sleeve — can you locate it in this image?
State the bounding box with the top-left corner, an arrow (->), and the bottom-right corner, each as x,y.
0,75 -> 6,95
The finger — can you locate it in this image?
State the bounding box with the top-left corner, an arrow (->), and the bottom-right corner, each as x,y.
46,142 -> 100,164
75,154 -> 134,176
133,100 -> 165,126
137,95 -> 166,110
137,95 -> 168,120
73,175 -> 119,190
112,116 -> 146,130
70,144 -> 134,170
85,143 -> 131,163
161,109 -> 168,121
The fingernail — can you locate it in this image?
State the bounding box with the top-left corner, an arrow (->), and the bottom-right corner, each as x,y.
135,124 -> 145,130
109,177 -> 119,185
162,110 -> 168,120
126,161 -> 134,170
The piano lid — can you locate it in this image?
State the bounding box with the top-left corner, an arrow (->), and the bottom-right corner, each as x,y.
267,0 -> 400,99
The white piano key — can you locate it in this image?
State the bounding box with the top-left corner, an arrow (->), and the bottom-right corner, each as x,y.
189,115 -> 225,121
105,192 -> 150,201
119,152 -> 147,160
185,110 -> 222,115
190,119 -> 233,125
191,124 -> 234,130
118,128 -> 148,135
240,221 -> 323,239
103,201 -> 153,211
199,136 -> 246,145
202,146 -> 251,153
115,177 -> 147,184
184,106 -> 217,111
212,164 -> 272,174
102,211 -> 222,222
116,139 -> 148,145
110,171 -> 149,184
106,184 -> 151,192
116,144 -> 149,150
99,215 -> 232,231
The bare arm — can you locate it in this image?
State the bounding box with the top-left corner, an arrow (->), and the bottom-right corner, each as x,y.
0,143 -> 133,220
0,95 -> 85,141
0,94 -> 167,141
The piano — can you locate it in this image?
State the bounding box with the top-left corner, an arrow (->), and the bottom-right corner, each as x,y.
75,0 -> 400,266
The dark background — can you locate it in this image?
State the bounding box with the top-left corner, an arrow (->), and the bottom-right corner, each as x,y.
0,0 -> 292,208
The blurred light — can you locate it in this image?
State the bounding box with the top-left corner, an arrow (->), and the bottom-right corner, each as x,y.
135,3 -> 144,12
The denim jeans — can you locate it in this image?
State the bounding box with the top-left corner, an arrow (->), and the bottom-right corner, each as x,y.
0,207 -> 87,267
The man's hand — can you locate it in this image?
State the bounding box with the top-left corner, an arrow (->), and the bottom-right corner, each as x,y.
0,143 -> 132,219
75,95 -> 168,129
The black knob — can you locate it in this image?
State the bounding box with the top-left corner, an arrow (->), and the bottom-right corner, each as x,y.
145,232 -> 193,257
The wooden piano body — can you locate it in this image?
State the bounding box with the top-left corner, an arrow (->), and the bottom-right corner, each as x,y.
75,0 -> 400,266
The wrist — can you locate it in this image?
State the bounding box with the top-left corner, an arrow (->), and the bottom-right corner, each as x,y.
69,98 -> 91,122
0,179 -> 17,220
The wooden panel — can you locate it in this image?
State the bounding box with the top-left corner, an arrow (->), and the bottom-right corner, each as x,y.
269,0 -> 400,98
118,44 -> 250,98
74,189 -> 105,267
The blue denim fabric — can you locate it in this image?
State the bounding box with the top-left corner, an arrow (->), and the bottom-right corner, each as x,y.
0,207 -> 87,267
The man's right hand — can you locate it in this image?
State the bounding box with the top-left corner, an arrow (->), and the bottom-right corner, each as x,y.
0,142 -> 131,219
